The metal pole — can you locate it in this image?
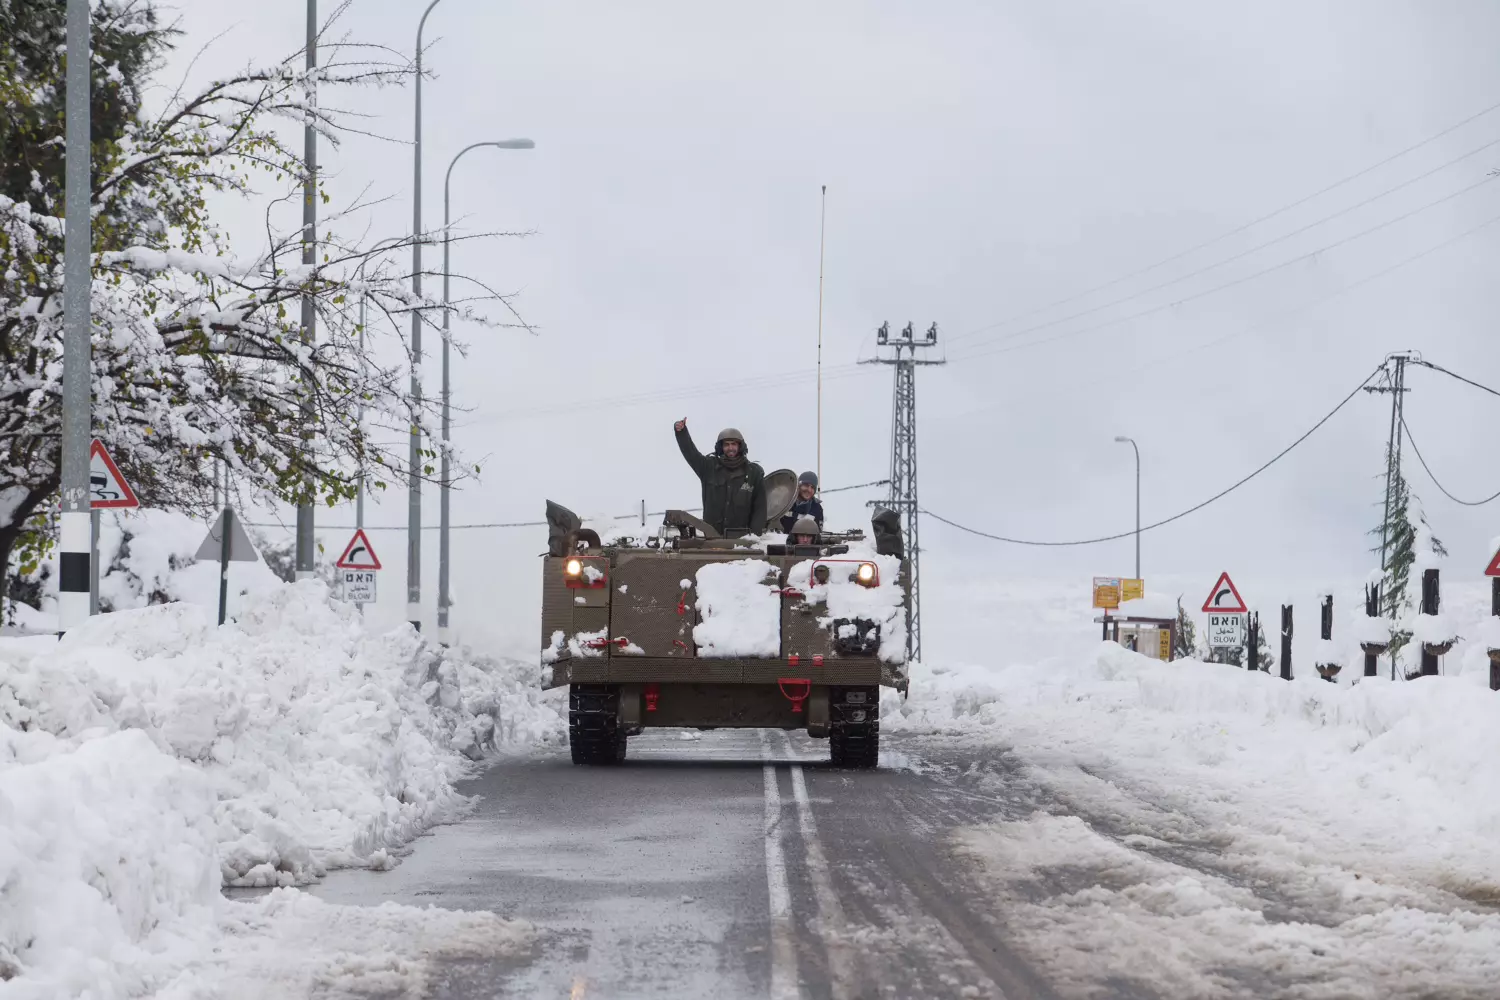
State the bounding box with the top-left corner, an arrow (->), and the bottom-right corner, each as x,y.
1115,436 -> 1140,579
295,0 -> 317,580
410,0 -> 444,631
439,156 -> 452,645
438,139 -> 534,645
58,0 -> 93,634
356,293 -> 366,614
89,508 -> 100,615
816,184 -> 826,488
218,507 -> 232,626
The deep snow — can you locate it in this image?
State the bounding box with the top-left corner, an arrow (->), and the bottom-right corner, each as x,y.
0,581 -> 563,997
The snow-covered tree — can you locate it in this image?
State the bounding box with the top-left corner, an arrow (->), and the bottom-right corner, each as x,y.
1369,452 -> 1446,665
0,2 -> 516,581
1173,597 -> 1197,660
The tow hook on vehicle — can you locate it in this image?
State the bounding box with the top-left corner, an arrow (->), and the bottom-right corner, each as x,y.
644,683 -> 660,712
778,678 -> 812,713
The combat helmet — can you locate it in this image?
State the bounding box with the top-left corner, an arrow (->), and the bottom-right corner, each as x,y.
790,515 -> 820,538
715,427 -> 747,457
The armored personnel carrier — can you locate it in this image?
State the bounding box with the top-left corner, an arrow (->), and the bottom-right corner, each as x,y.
539,474 -> 910,768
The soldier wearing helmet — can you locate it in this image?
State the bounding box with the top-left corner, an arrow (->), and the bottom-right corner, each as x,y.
674,418 -> 767,537
779,470 -> 825,533
788,515 -> 821,546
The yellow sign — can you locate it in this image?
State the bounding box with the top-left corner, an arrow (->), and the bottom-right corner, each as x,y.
1092,576 -> 1121,610
1122,578 -> 1145,602
1159,628 -> 1172,660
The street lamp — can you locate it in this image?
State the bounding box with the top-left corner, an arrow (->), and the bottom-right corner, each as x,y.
439,138 -> 535,646
1114,436 -> 1140,580
408,0 -> 445,631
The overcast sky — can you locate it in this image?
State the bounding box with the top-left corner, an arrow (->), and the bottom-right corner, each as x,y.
165,0 -> 1500,651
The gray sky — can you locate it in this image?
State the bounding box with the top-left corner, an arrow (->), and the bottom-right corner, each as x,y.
168,1 -> 1500,650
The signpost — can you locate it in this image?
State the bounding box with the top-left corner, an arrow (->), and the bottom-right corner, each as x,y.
1121,578 -> 1145,602
195,508 -> 260,625
1206,613 -> 1243,648
1092,576 -> 1121,610
87,440 -> 138,615
335,528 -> 381,609
1202,572 -> 1248,652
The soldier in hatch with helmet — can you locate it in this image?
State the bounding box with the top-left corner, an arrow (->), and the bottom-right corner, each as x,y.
787,515 -> 821,546
780,471 -> 824,534
674,419 -> 767,537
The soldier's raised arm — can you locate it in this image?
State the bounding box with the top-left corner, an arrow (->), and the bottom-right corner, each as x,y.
674,418 -> 713,478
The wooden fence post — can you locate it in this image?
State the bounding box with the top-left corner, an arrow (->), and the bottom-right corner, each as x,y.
1490,577 -> 1500,692
1363,582 -> 1381,677
1280,604 -> 1292,680
1316,594 -> 1339,682
1420,568 -> 1441,677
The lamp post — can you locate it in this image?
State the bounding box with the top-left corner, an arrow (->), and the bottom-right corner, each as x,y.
439,139 -> 535,646
1114,436 -> 1140,580
408,0 -> 445,631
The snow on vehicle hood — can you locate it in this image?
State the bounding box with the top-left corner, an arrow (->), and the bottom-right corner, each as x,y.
786,547 -> 907,663
693,559 -> 782,658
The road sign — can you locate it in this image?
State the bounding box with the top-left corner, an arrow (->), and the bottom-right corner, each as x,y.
1092,576 -> 1121,609
89,439 -> 138,509
335,529 -> 382,570
1122,578 -> 1145,601
194,508 -> 259,563
1200,572 -> 1248,614
340,569 -> 377,604
1158,628 -> 1171,660
1486,546 -> 1500,577
1207,613 -> 1243,648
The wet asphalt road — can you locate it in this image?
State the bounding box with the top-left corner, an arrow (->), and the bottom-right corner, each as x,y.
307,730 -> 1061,1000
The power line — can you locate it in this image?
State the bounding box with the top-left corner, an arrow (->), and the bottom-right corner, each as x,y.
243,477 -> 891,533
1401,413 -> 1500,506
920,362 -> 1384,545
947,137 -> 1500,351
948,97 -> 1500,342
1410,358 -> 1500,399
944,176 -> 1500,364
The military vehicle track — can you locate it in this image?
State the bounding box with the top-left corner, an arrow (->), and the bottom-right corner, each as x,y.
829,685 -> 880,768
569,684 -> 627,765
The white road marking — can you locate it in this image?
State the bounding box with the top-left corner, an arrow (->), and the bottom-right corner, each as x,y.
760,733 -> 800,1000
780,731 -> 858,1000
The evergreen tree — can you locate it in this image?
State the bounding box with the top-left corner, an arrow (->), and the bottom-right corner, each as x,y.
1369,449 -> 1446,665
1173,598 -> 1198,660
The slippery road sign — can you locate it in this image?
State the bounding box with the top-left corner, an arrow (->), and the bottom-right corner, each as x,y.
1200,572 -> 1248,614
335,529 -> 382,570
89,440 -> 139,509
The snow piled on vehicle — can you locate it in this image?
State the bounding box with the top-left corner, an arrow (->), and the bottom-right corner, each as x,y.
0,580 -> 559,996
693,559 -> 782,657
786,546 -> 906,662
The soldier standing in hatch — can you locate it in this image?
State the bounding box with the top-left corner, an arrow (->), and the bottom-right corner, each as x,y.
674,419 -> 767,537
780,471 -> 824,533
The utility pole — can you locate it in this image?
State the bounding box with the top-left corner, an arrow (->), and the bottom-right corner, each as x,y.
58,0 -> 93,634
409,0 -> 445,631
1364,352 -> 1413,577
862,322 -> 944,662
296,0 -> 317,581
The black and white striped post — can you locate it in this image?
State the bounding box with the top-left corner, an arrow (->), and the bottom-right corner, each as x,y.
58,0 -> 93,634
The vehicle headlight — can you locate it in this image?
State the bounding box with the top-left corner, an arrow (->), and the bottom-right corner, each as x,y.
565,558 -> 583,577
856,562 -> 878,586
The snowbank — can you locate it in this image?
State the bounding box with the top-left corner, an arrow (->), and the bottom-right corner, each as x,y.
889,643 -> 1500,900
0,581 -> 561,996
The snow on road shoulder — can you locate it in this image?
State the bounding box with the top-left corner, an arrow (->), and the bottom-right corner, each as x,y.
894,644 -> 1500,997
0,581 -> 557,997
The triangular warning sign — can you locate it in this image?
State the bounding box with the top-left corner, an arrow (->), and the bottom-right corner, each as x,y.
1200,571 -> 1248,613
1485,547 -> 1500,577
89,439 -> 139,509
335,528 -> 382,570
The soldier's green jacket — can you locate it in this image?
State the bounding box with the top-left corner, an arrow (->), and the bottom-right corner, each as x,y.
675,427 -> 767,537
